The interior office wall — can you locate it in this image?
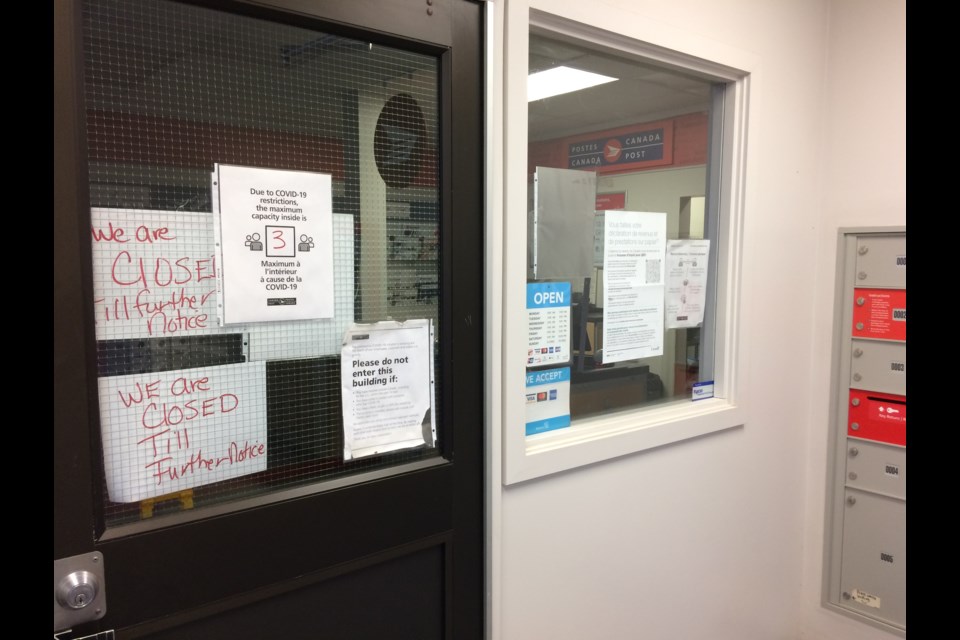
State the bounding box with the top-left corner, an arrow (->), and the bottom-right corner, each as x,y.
801,1 -> 906,639
494,0 -> 833,638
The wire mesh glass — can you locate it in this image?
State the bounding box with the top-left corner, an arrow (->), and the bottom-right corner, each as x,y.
81,0 -> 443,528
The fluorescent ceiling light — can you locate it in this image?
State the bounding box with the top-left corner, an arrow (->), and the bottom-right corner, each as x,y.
528,66 -> 617,102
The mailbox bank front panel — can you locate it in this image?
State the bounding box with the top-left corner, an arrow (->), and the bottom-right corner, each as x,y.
824,229 -> 905,635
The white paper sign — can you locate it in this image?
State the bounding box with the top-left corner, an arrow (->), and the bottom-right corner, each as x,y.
666,239 -> 710,328
215,164 -> 334,324
602,211 -> 667,363
92,208 -> 355,360
341,320 -> 435,460
98,362 -> 267,503
246,214 -> 356,361
91,209 -> 219,341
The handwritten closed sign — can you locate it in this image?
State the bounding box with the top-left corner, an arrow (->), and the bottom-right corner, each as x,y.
98,362 -> 267,503
91,208 -> 219,340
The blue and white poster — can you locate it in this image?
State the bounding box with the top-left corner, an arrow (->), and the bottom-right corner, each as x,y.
525,367 -> 571,436
527,281 -> 571,367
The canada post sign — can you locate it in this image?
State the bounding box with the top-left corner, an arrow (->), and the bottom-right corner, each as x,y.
568,128 -> 666,171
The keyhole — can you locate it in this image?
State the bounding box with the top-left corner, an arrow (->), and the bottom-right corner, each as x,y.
57,570 -> 100,611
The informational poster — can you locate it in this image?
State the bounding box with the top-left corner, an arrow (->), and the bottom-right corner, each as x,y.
341,319 -> 436,460
602,211 -> 667,363
665,239 -> 710,329
98,362 -> 267,503
246,214 -> 355,361
527,281 -> 571,367
214,164 -> 334,324
525,367 -> 571,436
90,208 -> 219,340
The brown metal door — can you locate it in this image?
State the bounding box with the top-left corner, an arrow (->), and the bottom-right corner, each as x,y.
54,1 -> 484,637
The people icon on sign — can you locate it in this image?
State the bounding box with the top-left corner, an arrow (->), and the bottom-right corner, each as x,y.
298,234 -> 315,252
245,233 -> 263,251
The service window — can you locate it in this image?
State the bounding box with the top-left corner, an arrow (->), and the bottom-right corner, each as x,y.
527,30 -> 720,422
503,12 -> 750,483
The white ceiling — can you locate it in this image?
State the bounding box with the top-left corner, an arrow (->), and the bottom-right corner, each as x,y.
84,1 -> 712,146
528,33 -> 713,141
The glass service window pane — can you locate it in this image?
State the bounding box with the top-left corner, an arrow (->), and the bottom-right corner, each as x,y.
527,30 -> 719,421
82,0 -> 442,528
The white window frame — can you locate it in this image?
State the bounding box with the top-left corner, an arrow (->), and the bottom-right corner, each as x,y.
501,6 -> 754,484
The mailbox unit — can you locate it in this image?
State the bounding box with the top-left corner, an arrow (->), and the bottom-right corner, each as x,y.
824,228 -> 906,635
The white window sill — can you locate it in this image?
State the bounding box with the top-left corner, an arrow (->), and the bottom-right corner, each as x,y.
505,397 -> 745,484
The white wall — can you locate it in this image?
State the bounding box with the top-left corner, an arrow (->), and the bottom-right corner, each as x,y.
800,1 -> 906,639
489,0 -> 901,638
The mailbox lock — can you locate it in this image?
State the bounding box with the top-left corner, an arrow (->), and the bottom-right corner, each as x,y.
856,297 -> 865,306
852,348 -> 863,358
850,422 -> 860,431
847,496 -> 857,506
858,246 -> 869,256
849,447 -> 859,458
851,397 -> 860,406
854,322 -> 864,331
857,271 -> 867,280
842,591 -> 852,600
56,570 -> 100,610
848,472 -> 858,481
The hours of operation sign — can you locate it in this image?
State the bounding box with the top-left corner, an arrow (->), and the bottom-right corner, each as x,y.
527,281 -> 571,367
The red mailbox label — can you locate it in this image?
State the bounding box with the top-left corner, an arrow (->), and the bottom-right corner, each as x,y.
852,288 -> 906,341
848,390 -> 906,446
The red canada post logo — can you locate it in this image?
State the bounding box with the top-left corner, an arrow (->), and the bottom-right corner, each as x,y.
604,139 -> 622,163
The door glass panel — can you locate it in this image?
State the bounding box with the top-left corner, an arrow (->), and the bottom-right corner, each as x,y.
81,0 -> 443,528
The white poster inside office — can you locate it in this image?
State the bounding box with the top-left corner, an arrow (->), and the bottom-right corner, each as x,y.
602,211 -> 667,363
215,164 -> 334,324
665,239 -> 710,329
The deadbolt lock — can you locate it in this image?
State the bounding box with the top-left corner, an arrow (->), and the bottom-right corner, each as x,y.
53,552 -> 107,632
57,570 -> 100,609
